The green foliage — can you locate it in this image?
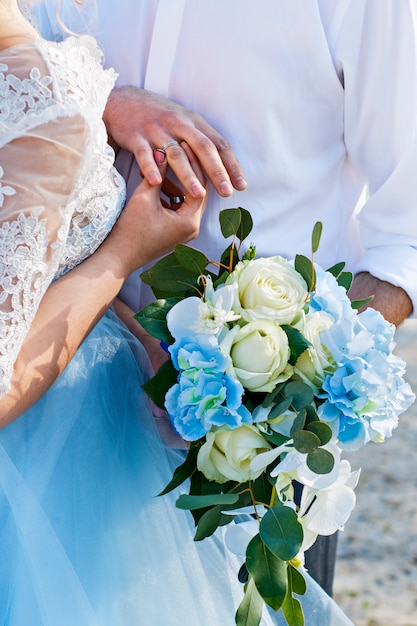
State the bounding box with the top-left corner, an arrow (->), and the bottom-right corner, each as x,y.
311,221 -> 323,254
246,534 -> 288,611
141,359 -> 178,409
219,207 -> 253,241
235,577 -> 264,626
281,326 -> 311,365
134,298 -> 179,344
158,444 -> 200,496
306,447 -> 335,474
259,507 -> 303,562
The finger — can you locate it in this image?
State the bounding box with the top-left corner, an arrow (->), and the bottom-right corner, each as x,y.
178,121 -> 247,196
134,142 -> 163,185
162,142 -> 207,199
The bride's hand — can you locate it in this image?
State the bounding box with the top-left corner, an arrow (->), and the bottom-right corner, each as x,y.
101,159 -> 208,279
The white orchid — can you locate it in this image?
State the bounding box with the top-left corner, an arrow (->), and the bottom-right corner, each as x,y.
166,275 -> 240,339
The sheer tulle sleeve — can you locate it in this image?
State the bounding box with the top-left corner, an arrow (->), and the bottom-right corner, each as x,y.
0,106 -> 88,396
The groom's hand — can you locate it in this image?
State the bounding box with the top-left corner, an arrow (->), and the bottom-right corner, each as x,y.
103,86 -> 247,199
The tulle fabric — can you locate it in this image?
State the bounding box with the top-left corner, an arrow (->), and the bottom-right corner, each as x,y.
0,309 -> 353,625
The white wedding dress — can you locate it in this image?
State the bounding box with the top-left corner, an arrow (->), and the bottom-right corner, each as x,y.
0,33 -> 354,626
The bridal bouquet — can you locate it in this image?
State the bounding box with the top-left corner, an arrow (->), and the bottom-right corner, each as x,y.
136,208 -> 415,626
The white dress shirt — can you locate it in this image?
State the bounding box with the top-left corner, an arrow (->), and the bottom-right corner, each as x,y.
36,0 -> 417,315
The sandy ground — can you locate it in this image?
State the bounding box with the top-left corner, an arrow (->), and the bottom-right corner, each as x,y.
333,319 -> 417,626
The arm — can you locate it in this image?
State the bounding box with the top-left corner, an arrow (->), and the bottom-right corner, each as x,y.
349,272 -> 413,327
336,1 -> 417,317
0,146 -> 206,425
103,86 -> 247,198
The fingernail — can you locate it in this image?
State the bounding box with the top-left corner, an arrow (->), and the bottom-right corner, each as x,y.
190,182 -> 205,198
148,171 -> 162,184
153,149 -> 166,164
235,176 -> 247,190
219,181 -> 233,196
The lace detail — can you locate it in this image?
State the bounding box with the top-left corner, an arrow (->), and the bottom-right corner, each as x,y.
0,167 -> 16,207
0,209 -> 52,396
0,37 -> 126,395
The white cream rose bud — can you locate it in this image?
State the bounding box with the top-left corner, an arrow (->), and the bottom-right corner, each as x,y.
197,425 -> 271,484
226,320 -> 293,392
294,310 -> 336,390
227,256 -> 308,325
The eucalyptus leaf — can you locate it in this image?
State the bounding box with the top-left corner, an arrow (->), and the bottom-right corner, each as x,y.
311,221 -> 323,254
290,409 -> 307,437
337,271 -> 353,292
293,430 -> 321,454
176,493 -> 239,510
306,421 -> 332,446
282,381 -> 314,411
326,261 -> 346,278
134,298 -> 179,344
267,396 -> 293,420
294,254 -> 313,291
259,506 -> 303,562
246,534 -> 288,611
158,445 -> 199,496
220,207 -> 253,242
141,359 -> 178,409
252,473 -> 274,507
287,564 -> 307,596
140,252 -> 201,298
174,243 -> 209,273
194,505 -> 234,541
306,448 -> 335,474
281,326 -> 310,366
351,296 -> 374,310
235,576 -> 264,626
282,593 -> 304,626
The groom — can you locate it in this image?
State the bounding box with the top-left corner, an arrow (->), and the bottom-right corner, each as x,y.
36,0 -> 417,597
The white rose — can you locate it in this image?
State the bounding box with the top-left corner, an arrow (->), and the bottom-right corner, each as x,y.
197,425 -> 271,483
293,310 -> 336,389
226,257 -> 308,325
225,320 -> 293,392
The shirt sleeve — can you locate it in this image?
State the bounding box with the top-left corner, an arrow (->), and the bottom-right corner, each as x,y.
0,115 -> 88,396
334,0 -> 417,315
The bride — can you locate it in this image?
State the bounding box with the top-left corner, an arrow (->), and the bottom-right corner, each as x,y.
0,1 -> 353,624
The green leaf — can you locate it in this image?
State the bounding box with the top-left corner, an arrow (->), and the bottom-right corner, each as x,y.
293,430 -> 321,454
288,564 -> 307,596
306,421 -> 332,446
283,380 -> 315,411
141,359 -> 178,408
306,447 -> 335,474
235,577 -> 264,626
219,207 -> 253,242
351,296 -> 374,310
252,473 -> 274,507
219,242 -> 240,274
326,261 -> 346,278
158,445 -> 199,496
294,254 -> 314,291
337,271 -> 353,292
134,298 -> 179,344
174,243 -> 209,273
176,493 -> 239,510
140,252 -> 201,298
194,504 -> 234,541
268,396 -> 293,420
246,534 -> 288,611
290,409 -> 307,437
282,591 -> 304,626
281,326 -> 310,366
259,506 -> 303,562
311,221 -> 323,254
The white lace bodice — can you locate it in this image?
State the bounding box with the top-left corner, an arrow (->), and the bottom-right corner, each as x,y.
0,36 -> 126,396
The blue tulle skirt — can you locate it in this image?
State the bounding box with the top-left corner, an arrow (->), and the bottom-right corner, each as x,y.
0,309 -> 353,625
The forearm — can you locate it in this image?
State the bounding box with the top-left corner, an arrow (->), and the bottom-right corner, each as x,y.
0,248 -> 126,426
348,272 -> 413,327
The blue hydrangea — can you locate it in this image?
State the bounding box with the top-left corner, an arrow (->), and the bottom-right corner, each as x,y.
318,307 -> 415,450
166,335 -> 252,441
